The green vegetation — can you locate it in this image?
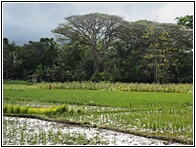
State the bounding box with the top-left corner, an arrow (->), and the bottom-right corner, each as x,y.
3,14 -> 193,83
3,104 -> 69,116
3,85 -> 192,108
175,15 -> 193,29
3,12 -> 193,145
3,80 -> 34,85
4,81 -> 192,93
3,81 -> 193,145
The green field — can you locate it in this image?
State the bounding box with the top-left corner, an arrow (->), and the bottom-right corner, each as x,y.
3,81 -> 193,145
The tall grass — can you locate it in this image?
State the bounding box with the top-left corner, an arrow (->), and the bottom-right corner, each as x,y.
3,81 -> 192,93
3,84 -> 38,91
35,81 -> 192,93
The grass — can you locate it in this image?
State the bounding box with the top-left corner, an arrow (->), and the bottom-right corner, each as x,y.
3,88 -> 192,109
3,80 -> 192,93
3,80 -> 34,85
3,104 -> 69,116
2,81 -> 193,145
36,81 -> 192,93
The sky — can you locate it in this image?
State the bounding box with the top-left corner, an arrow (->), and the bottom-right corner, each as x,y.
2,2 -> 194,45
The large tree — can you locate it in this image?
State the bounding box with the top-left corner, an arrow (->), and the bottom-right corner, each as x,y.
103,20 -> 160,83
175,15 -> 193,29
142,23 -> 193,83
3,38 -> 22,79
19,38 -> 59,81
52,13 -> 128,81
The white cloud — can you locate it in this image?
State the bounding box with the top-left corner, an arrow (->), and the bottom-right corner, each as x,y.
69,2 -> 164,22
154,2 -> 194,23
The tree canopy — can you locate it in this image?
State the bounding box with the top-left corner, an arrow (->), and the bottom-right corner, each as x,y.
175,15 -> 193,29
3,13 -> 193,83
52,13 -> 128,81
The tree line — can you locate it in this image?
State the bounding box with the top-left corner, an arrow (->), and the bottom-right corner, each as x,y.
3,13 -> 193,83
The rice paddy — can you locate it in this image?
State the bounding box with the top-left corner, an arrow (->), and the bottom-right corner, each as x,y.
2,81 -> 193,145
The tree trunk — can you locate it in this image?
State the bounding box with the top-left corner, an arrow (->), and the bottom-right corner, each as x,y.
155,56 -> 160,84
93,57 -> 99,82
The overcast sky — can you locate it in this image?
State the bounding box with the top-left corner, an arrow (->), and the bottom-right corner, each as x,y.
3,2 -> 194,45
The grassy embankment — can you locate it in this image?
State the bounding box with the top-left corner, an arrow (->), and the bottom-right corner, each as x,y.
3,80 -> 193,145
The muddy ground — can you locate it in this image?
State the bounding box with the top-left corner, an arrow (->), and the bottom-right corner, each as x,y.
3,116 -> 186,146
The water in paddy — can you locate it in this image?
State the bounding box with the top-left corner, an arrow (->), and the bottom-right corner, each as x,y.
3,116 -> 184,146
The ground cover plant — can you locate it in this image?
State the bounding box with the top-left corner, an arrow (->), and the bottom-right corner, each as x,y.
3,81 -> 193,145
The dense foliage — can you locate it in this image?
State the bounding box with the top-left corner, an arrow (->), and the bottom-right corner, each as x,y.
3,13 -> 193,83
175,15 -> 193,29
